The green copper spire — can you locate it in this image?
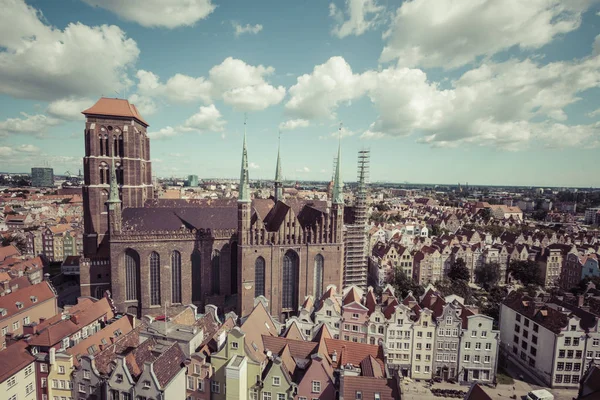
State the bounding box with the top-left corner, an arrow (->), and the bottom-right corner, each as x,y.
107,156 -> 121,207
239,117 -> 250,203
332,125 -> 344,204
274,129 -> 283,202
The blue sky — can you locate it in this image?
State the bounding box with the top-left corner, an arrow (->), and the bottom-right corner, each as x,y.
0,0 -> 599,187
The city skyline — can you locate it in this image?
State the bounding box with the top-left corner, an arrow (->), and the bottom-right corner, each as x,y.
0,0 -> 599,187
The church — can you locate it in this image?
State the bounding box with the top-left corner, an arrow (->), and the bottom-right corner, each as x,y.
79,97 -> 345,320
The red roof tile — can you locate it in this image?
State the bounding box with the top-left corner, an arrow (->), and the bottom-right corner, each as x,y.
82,97 -> 149,126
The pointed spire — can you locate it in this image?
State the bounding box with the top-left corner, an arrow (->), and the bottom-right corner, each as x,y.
274,129 -> 283,202
332,123 -> 344,204
239,114 -> 250,203
107,156 -> 120,206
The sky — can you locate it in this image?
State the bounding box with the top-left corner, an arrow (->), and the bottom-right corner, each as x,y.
0,0 -> 599,187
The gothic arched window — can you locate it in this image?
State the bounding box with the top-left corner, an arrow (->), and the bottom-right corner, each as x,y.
99,162 -> 109,184
255,257 -> 265,298
211,250 -> 220,295
113,135 -> 118,157
282,250 -> 299,310
118,134 -> 124,157
191,250 -> 202,302
149,252 -> 161,305
125,249 -> 140,301
171,251 -> 182,304
314,254 -> 324,300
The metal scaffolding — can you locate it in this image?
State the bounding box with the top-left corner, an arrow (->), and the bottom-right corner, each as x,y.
344,149 -> 370,289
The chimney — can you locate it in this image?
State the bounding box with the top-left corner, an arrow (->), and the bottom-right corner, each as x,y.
23,322 -> 38,336
49,347 -> 56,365
331,350 -> 337,363
39,317 -> 46,323
70,314 -> 79,325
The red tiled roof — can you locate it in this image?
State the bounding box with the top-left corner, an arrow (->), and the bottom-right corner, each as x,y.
324,338 -> 385,372
341,375 -> 400,400
0,245 -> 20,262
0,341 -> 34,383
82,97 -> 149,126
0,281 -> 56,323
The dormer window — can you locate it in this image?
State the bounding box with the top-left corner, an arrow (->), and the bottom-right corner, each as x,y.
30,296 -> 37,303
352,313 -> 359,319
16,302 -> 23,309
116,374 -> 123,383
143,380 -> 151,389
0,308 -> 6,317
231,342 -> 238,349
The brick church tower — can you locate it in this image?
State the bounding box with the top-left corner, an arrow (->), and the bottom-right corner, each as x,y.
80,98 -> 153,297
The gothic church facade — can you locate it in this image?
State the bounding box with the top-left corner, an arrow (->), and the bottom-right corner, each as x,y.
80,98 -> 344,320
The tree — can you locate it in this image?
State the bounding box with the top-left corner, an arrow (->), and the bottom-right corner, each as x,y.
448,258 -> 470,282
435,278 -> 474,304
391,269 -> 424,299
509,260 -> 544,287
474,262 -> 500,290
1,234 -> 26,253
480,285 -> 508,328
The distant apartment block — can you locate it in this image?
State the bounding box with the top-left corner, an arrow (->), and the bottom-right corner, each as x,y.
31,167 -> 54,188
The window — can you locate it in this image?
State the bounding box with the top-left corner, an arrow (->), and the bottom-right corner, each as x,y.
1,326 -> 6,335
559,350 -> 565,358
79,383 -> 86,393
574,338 -> 580,346
59,365 -> 65,374
24,364 -> 33,376
523,319 -> 529,327
263,392 -> 272,400
314,255 -> 324,300
471,330 -> 477,337
481,331 -> 487,337
446,317 -> 452,325
555,374 -> 563,383
355,391 -> 362,400
23,316 -> 30,325
533,323 -> 538,333
197,378 -> 204,392
188,376 -> 195,390
277,394 -> 285,400
40,363 -> 48,372
125,249 -> 140,301
312,381 -> 321,393
484,356 -> 491,363
282,251 -> 299,309
515,324 -> 520,333
232,342 -> 239,349
143,380 -> 151,388
7,375 -> 16,388
171,251 -> 182,303
485,343 -> 492,350
464,355 -> 470,362
571,325 -> 577,331
255,257 -> 265,297
474,355 -> 480,363
273,376 -> 280,386
352,313 -> 359,319
211,381 -> 221,394
12,321 -> 19,330
594,339 -> 599,346
41,378 -> 47,388
475,342 -> 481,350
116,374 -> 123,383
149,252 -> 161,305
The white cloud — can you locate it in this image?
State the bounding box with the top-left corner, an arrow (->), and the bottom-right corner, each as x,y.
148,104 -> 226,140
148,126 -> 178,140
285,56 -> 367,119
0,0 -> 139,101
332,126 -> 356,138
128,94 -> 158,116
380,0 -> 590,68
288,53 -> 600,149
279,119 -> 310,131
588,108 -> 600,118
233,22 -> 263,36
46,97 -> 94,120
133,57 -> 285,112
0,113 -> 61,137
330,0 -> 384,38
82,0 -> 216,29
136,70 -> 212,104
16,144 -> 41,153
249,162 -> 260,169
296,166 -> 311,173
594,34 -> 600,57
182,104 -> 226,132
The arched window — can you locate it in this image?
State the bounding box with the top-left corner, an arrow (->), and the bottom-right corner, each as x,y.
99,162 -> 109,184
125,249 -> 140,301
314,254 -> 324,300
116,162 -> 124,185
370,337 -> 376,345
95,286 -> 103,299
118,135 -> 124,157
211,250 -> 220,295
98,134 -> 104,156
282,250 -> 299,310
255,257 -> 265,297
149,252 -> 161,305
378,326 -> 385,334
171,251 -> 182,304
191,250 -> 202,302
113,135 -> 118,157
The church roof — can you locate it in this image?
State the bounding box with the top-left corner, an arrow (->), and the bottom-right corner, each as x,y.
122,206 -> 237,232
82,97 -> 148,126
